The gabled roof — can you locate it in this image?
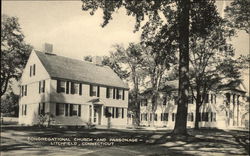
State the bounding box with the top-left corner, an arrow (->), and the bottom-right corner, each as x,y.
218,79 -> 247,94
35,51 -> 129,89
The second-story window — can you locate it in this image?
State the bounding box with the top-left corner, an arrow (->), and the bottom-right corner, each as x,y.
116,89 -> 124,100
21,85 -> 27,96
39,80 -> 45,93
106,87 -> 113,98
57,80 -> 66,93
90,85 -> 100,97
71,82 -> 79,94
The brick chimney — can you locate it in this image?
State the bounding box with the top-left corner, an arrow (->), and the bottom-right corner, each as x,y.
92,56 -> 102,65
43,43 -> 53,54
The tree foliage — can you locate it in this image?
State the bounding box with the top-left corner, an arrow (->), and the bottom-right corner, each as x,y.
1,14 -> 33,97
225,0 -> 250,34
0,91 -> 19,116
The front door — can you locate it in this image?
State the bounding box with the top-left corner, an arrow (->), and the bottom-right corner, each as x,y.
93,105 -> 102,125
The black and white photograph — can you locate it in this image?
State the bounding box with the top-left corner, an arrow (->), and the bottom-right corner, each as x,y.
1,0 -> 249,155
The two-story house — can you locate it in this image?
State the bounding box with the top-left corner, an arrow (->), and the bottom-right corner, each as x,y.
139,80 -> 247,129
19,44 -> 129,127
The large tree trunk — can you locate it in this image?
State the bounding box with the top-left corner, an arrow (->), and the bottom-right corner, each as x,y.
173,0 -> 190,135
194,95 -> 201,130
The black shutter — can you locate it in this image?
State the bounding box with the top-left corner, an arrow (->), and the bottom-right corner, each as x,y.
122,89 -> 125,100
25,85 -> 27,96
38,103 -> 40,115
79,83 -> 82,95
43,80 -> 45,92
78,105 -> 81,117
70,104 -> 73,116
116,88 -> 119,99
112,107 -> 114,118
33,64 -> 36,76
39,81 -> 41,93
30,66 -> 32,77
161,113 -> 163,121
106,87 -> 109,98
42,103 -> 45,115
122,108 -> 124,118
56,103 -> 59,116
116,108 -> 118,118
71,82 -> 75,94
89,85 -> 93,96
113,88 -> 116,99
57,80 -> 61,93
66,81 -> 69,94
97,86 -> 100,97
65,104 -> 68,116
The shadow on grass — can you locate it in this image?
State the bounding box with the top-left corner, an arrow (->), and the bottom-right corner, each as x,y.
1,126 -> 249,155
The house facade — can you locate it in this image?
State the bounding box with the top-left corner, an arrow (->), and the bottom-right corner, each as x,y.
19,45 -> 129,127
139,81 -> 248,129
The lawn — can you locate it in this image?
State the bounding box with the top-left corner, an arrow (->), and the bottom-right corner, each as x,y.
0,126 -> 249,156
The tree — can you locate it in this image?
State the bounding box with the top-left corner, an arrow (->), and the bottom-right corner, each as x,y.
111,43 -> 146,126
0,91 -> 19,117
225,0 -> 250,34
1,14 -> 33,97
81,0 -> 221,135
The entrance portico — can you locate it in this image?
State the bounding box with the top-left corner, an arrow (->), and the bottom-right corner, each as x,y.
88,98 -> 105,125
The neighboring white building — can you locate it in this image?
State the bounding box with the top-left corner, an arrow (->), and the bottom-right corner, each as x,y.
139,80 -> 248,129
19,44 -> 129,127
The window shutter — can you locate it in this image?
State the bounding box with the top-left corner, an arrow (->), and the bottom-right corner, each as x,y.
79,83 -> 82,95
122,89 -> 125,100
122,108 -> 124,118
65,104 -> 68,116
116,89 -> 119,99
116,108 -> 118,118
112,107 -> 114,118
25,105 -> 27,115
57,80 -> 61,93
43,80 -> 45,92
106,87 -> 109,98
113,88 -> 116,99
56,103 -> 59,116
38,103 -> 40,115
78,105 -> 81,117
30,66 -> 32,77
33,64 -> 36,76
89,85 -> 93,96
161,113 -> 163,121
71,82 -> 75,94
97,86 -> 100,97
39,81 -> 41,93
70,104 -> 73,116
25,85 -> 27,96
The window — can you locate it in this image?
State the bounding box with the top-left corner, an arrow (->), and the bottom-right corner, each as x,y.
154,113 -> 158,121
161,113 -> 168,121
116,89 -> 123,99
174,96 -> 178,105
56,103 -> 64,116
71,82 -> 79,94
39,80 -> 45,93
141,99 -> 148,107
22,104 -> 27,116
187,113 -> 194,122
106,87 -> 113,98
201,112 -> 209,121
57,80 -> 66,93
33,64 -> 36,76
90,85 -> 99,97
70,104 -> 78,116
38,103 -> 45,115
141,113 -> 148,121
21,85 -> 27,96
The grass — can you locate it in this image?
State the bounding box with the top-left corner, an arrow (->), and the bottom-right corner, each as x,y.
0,125 -> 249,156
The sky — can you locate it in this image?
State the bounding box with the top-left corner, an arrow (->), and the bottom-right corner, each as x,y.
2,0 -> 249,92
